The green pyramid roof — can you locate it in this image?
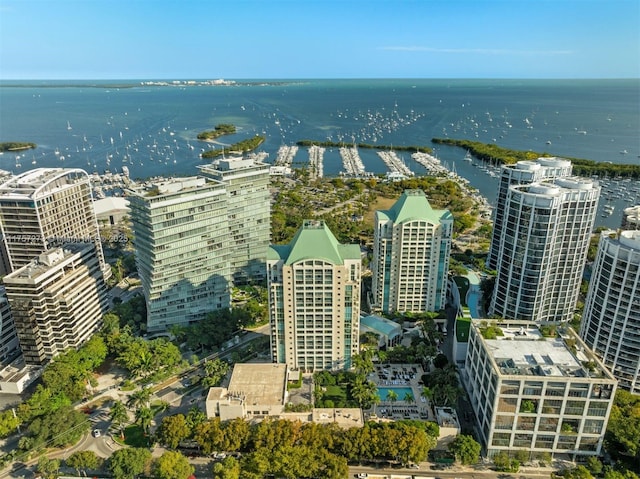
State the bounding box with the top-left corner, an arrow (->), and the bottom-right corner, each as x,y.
380,189 -> 452,224
268,220 -> 360,265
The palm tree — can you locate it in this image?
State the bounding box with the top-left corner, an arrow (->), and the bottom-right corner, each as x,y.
351,377 -> 380,410
351,352 -> 374,376
403,392 -> 414,404
386,389 -> 398,414
135,406 -> 154,436
110,400 -> 129,439
127,387 -> 152,410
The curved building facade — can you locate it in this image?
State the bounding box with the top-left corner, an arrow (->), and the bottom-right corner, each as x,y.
490,177 -> 600,322
487,158 -> 572,270
580,230 -> 640,394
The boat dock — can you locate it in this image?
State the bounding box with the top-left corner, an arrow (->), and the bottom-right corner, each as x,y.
274,145 -> 298,167
411,152 -> 449,175
339,146 -> 366,176
308,145 -> 325,180
377,150 -> 413,177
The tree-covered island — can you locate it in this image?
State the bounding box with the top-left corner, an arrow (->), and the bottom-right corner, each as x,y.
196,123 -> 236,141
432,138 -> 640,179
0,142 -> 37,152
200,135 -> 265,159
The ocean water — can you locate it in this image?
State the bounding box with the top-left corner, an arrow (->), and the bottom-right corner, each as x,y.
0,79 -> 638,228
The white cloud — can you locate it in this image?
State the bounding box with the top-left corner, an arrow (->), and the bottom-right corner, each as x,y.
380,46 -> 573,55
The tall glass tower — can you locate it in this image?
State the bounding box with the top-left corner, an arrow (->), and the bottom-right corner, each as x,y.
487,158 -> 572,271
580,230 -> 640,394
490,177 -> 600,322
127,177 -> 231,332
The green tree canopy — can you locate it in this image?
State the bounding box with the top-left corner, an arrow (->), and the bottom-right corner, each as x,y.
109,448 -> 152,479
152,450 -> 194,479
448,434 -> 481,465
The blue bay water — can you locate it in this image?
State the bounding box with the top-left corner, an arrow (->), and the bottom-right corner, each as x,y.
0,79 -> 638,229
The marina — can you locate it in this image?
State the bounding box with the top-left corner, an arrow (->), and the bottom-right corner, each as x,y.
0,79 -> 638,230
307,145 -> 325,180
339,146 -> 367,177
274,145 -> 298,167
376,150 -> 414,178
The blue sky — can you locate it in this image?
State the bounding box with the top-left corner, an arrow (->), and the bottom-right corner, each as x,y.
1,0 -> 638,79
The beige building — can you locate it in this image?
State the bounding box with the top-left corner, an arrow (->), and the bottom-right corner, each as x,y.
205,363 -> 363,427
267,220 -> 361,371
3,245 -> 108,365
371,189 -> 453,314
206,363 -> 288,420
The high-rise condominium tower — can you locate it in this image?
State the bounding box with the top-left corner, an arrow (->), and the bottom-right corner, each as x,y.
580,230 -> 640,394
198,156 -> 270,285
0,168 -> 109,365
127,177 -> 231,332
487,158 -> 573,270
371,189 -> 453,314
267,220 -> 361,371
490,177 -> 600,322
0,168 -> 108,278
4,245 -> 108,365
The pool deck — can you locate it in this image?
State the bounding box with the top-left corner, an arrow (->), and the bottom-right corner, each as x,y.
367,363 -> 436,422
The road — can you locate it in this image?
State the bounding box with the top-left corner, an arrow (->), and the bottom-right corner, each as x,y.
348,465 -> 553,479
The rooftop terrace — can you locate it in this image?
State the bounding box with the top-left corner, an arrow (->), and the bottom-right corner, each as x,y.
477,322 -> 615,380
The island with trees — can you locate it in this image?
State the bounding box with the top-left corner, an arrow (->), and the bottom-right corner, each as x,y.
200,135 -> 265,159
196,123 -> 237,141
432,138 -> 640,178
0,142 -> 36,152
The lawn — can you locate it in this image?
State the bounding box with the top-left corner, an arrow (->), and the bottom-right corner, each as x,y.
114,424 -> 152,448
319,385 -> 349,407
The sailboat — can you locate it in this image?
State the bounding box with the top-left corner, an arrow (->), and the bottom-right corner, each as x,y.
67,121 -> 72,131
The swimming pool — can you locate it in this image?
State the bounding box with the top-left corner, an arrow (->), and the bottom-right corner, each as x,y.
377,386 -> 414,401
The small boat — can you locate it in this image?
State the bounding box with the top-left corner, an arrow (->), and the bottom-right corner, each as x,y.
67,121 -> 72,130
463,151 -> 473,162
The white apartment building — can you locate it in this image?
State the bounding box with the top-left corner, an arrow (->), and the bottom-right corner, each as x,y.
267,220 -> 361,371
487,158 -> 573,270
464,321 -> 616,459
3,245 -> 109,365
580,230 -> 640,394
127,177 -> 231,332
490,177 -> 600,322
371,189 -> 453,314
0,168 -> 109,279
198,156 -> 270,285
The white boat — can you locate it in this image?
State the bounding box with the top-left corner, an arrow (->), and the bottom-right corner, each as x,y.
67,121 -> 72,130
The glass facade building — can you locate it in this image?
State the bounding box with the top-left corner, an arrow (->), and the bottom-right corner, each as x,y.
580,230 -> 640,394
490,177 -> 600,322
127,177 -> 232,332
487,158 -> 573,271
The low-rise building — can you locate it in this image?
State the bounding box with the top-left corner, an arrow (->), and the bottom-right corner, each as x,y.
463,321 -> 616,459
206,363 -> 288,421
205,363 -> 364,427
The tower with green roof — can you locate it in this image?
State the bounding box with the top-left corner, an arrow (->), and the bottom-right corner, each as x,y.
267,220 -> 361,371
371,189 -> 453,314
